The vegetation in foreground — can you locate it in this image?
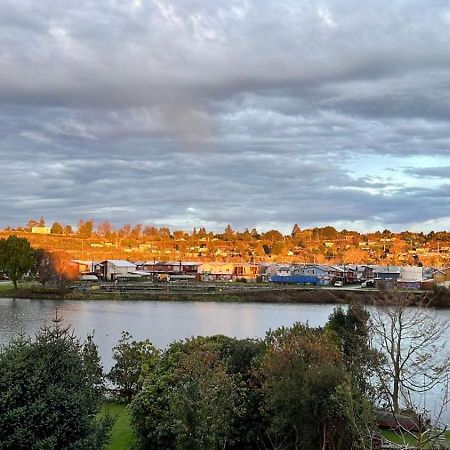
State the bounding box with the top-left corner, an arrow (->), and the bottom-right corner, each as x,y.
1,300 -> 449,449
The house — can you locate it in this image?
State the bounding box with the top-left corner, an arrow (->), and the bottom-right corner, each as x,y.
138,261 -> 201,280
291,264 -> 332,285
397,266 -> 425,289
198,262 -> 235,281
31,226 -> 51,234
326,265 -> 355,284
371,266 -> 401,281
256,263 -> 272,282
94,260 -> 137,281
433,268 -> 450,287
71,260 -> 95,274
234,263 -> 258,281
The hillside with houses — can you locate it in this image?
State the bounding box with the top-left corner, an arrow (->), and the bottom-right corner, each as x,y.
2,219 -> 450,267
2,219 -> 450,291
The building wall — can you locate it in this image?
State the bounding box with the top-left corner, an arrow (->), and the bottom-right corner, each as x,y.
106,262 -> 136,280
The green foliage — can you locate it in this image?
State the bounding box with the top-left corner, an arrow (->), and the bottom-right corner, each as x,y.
259,324 -> 345,449
131,327 -> 374,450
130,335 -> 265,450
169,348 -> 238,450
257,322 -> 375,450
326,304 -> 378,394
0,235 -> 37,288
0,316 -> 112,450
107,332 -> 159,403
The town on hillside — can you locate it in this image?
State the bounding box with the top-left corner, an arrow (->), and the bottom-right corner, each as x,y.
2,218 -> 450,289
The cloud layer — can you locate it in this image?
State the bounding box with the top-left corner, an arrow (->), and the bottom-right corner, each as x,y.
1,0 -> 450,232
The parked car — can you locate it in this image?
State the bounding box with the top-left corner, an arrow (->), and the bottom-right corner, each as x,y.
334,280 -> 343,287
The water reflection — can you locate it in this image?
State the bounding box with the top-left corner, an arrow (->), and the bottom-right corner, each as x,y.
0,298 -> 339,368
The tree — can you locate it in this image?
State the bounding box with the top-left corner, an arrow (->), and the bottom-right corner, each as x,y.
291,224 -> 301,238
108,332 -> 159,403
130,336 -> 264,450
50,222 -> 64,234
26,219 -> 39,231
35,250 -> 78,288
97,221 -> 113,238
169,348 -> 239,450
78,219 -> 94,238
261,229 -> 284,243
326,304 -> 377,395
371,294 -> 450,415
35,248 -> 56,286
224,224 -> 234,240
271,241 -> 287,256
258,323 -> 366,450
64,224 -> 74,235
0,235 -> 37,288
0,314 -> 112,449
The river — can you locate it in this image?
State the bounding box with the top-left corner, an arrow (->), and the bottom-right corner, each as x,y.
1,297 -> 449,424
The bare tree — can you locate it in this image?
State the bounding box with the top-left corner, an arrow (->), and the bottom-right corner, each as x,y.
371,293 -> 450,447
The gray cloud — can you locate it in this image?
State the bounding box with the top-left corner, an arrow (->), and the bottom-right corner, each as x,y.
404,167 -> 450,179
1,0 -> 450,231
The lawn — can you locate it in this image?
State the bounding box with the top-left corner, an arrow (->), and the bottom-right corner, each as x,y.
382,429 -> 450,447
0,281 -> 13,292
100,403 -> 137,450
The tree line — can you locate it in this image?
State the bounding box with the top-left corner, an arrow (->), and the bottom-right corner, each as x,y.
5,218 -> 450,265
1,300 -> 449,449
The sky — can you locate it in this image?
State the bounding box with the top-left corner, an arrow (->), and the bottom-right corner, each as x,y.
1,0 -> 450,234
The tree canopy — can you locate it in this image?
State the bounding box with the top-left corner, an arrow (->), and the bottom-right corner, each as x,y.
0,235 -> 37,288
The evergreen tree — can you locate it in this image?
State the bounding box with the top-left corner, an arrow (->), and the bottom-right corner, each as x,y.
0,313 -> 112,449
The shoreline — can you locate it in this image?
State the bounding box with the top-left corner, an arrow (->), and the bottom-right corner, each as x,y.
1,284 -> 441,306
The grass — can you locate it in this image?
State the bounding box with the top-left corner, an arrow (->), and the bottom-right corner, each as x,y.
100,403 -> 137,450
381,429 -> 450,447
0,280 -> 36,295
0,281 -> 13,293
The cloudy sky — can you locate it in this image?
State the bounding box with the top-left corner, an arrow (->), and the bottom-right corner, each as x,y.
1,0 -> 450,233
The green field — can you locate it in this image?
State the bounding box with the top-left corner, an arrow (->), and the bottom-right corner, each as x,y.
101,403 -> 136,450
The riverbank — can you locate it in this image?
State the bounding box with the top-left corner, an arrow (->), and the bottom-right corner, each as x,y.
1,281 -> 443,305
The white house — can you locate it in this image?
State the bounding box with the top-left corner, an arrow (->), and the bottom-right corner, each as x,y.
95,260 -> 137,281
